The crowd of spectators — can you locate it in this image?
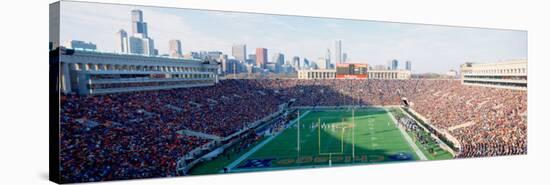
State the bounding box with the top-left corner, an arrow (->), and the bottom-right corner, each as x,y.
59,79 -> 527,182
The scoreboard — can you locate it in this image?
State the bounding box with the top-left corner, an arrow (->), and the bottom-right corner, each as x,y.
336,63 -> 368,79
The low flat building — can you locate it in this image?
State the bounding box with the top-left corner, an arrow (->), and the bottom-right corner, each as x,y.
460,60 -> 527,90
298,68 -> 411,80
367,69 -> 411,80
297,69 -> 336,79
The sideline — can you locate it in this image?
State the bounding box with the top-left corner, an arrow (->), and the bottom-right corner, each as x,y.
224,110 -> 312,171
386,109 -> 428,160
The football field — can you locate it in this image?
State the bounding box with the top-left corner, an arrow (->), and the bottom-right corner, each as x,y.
226,108 -> 427,172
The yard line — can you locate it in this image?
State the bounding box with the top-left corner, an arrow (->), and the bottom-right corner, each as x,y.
386,109 -> 427,160
225,110 -> 311,171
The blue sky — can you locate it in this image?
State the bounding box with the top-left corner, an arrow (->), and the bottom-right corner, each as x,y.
60,1 -> 527,73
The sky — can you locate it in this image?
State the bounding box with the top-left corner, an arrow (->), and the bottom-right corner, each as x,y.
60,1 -> 527,73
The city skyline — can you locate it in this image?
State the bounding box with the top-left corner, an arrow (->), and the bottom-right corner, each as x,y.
60,1 -> 526,73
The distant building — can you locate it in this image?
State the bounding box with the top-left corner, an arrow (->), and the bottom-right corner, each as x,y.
326,48 -> 331,67
232,44 -> 247,62
292,56 -> 300,69
124,9 -> 156,56
169,40 -> 183,58
266,62 -> 277,72
226,58 -> 240,75
207,51 -> 223,59
388,59 -> 399,70
255,48 -> 268,69
405,60 -> 412,71
342,53 -> 348,63
335,40 -> 342,64
316,57 -> 329,69
128,36 -> 145,54
142,38 -> 155,56
246,54 -> 256,65
308,61 -> 318,69
183,52 -> 199,59
373,65 -> 386,70
460,60 -> 527,90
303,58 -> 311,69
219,54 -> 229,74
115,30 -> 129,53
446,70 -> 458,79
131,9 -> 148,37
64,40 -> 97,50
298,69 -> 336,79
272,53 -> 285,73
368,69 -> 411,80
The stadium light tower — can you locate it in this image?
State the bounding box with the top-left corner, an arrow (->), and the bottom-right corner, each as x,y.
297,110 -> 301,155
352,108 -> 355,161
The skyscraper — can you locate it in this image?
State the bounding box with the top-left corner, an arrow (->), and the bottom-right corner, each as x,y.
292,56 -> 300,69
272,52 -> 285,73
219,54 -> 229,74
303,58 -> 310,69
129,36 -> 144,54
316,58 -> 329,69
335,40 -> 342,64
115,29 -> 129,53
141,38 -> 155,55
326,48 -> 331,67
273,53 -> 285,66
169,40 -> 183,58
232,44 -> 247,62
124,9 -> 156,56
131,9 -> 148,37
255,48 -> 268,69
390,59 -> 399,70
405,61 -> 412,71
342,53 -> 348,63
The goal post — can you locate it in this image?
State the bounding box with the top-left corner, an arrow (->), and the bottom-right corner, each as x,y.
318,117 -> 345,156
309,109 -> 358,166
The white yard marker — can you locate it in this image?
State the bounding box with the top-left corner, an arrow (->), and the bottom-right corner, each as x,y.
225,110 -> 311,171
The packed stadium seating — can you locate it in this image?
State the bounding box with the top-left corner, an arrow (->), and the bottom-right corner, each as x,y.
59,79 -> 527,182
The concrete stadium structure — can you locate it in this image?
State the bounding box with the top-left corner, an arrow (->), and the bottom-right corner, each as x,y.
460,60 -> 527,90
297,69 -> 411,80
57,48 -> 219,95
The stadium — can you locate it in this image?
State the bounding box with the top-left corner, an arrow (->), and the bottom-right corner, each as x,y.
56,49 -> 527,182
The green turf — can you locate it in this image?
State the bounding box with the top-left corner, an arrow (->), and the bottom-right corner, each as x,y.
188,137 -> 268,175
389,108 -> 454,160
233,108 -> 422,171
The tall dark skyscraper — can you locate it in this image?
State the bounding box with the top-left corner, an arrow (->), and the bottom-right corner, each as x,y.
292,56 -> 300,69
131,9 -> 148,37
391,59 -> 399,70
406,61 -> 412,71
124,9 -> 155,56
255,48 -> 268,69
